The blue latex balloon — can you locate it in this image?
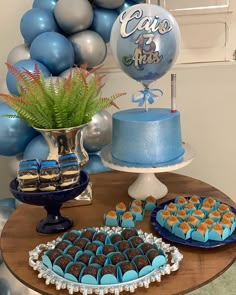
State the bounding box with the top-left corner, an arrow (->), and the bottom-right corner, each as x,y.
0,198 -> 16,209
0,103 -> 38,156
110,4 -> 181,84
20,8 -> 59,45
91,8 -> 118,43
6,59 -> 51,96
23,135 -> 48,161
30,32 -> 75,75
116,0 -> 135,14
33,0 -> 58,12
83,153 -> 111,174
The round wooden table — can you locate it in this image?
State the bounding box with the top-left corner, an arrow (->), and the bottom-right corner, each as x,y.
1,171 -> 236,295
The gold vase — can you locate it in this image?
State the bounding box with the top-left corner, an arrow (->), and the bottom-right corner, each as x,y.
34,124 -> 92,206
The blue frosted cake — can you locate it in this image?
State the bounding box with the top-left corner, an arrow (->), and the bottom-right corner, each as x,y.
112,108 -> 184,165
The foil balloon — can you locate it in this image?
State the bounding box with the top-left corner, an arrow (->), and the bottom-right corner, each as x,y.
0,103 -> 38,156
6,59 -> 51,96
20,8 -> 59,45
7,44 -> 30,66
94,0 -> 125,9
91,7 -> 118,43
69,30 -> 107,68
23,135 -> 49,161
83,153 -> 111,174
54,0 -> 93,34
83,110 -> 112,153
30,32 -> 75,76
0,263 -> 41,295
33,0 -> 58,12
110,3 -> 181,85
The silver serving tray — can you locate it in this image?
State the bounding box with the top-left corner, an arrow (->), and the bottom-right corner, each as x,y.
29,227 -> 183,295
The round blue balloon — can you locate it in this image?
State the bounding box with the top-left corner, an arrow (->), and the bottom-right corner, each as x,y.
6,59 -> 51,96
20,8 -> 59,45
83,153 -> 111,174
33,0 -> 58,12
23,135 -> 48,161
91,8 -> 118,43
30,32 -> 75,75
116,0 -> 135,14
110,4 -> 181,84
0,103 -> 38,156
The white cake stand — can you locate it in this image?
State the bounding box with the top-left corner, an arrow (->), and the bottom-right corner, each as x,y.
101,143 -> 195,200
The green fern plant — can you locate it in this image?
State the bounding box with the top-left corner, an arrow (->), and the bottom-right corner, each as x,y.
0,63 -> 125,129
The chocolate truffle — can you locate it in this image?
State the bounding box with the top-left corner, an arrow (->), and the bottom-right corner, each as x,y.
66,246 -> 80,258
147,249 -> 160,262
101,265 -> 116,277
55,241 -> 71,251
93,232 -> 107,243
85,243 -> 99,254
76,253 -> 92,265
134,256 -> 149,271
116,240 -> 130,252
81,229 -> 95,241
140,243 -> 155,254
130,236 -> 144,248
122,229 -> 138,240
110,234 -> 123,244
126,248 -> 141,261
102,244 -> 116,255
47,249 -> 62,263
73,238 -> 89,250
83,266 -> 98,278
64,232 -> 79,243
67,263 -> 84,278
92,255 -> 106,266
111,253 -> 126,265
119,261 -> 136,274
56,256 -> 72,271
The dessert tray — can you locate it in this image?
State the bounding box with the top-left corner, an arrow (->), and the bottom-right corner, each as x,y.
150,196 -> 236,248
29,227 -> 183,295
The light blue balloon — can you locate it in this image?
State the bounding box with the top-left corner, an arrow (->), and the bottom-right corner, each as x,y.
20,8 -> 59,45
33,0 -> 58,12
110,4 -> 181,84
0,103 -> 38,156
116,0 -> 135,14
30,32 -> 75,76
91,8 -> 118,43
83,153 -> 111,174
23,135 -> 49,161
6,59 -> 51,96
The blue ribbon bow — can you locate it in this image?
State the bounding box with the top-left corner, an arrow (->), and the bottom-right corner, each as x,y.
132,88 -> 163,107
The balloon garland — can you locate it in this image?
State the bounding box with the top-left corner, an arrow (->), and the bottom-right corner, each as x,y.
0,0 -> 143,158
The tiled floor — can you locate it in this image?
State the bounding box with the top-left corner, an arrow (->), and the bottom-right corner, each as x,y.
189,261 -> 236,295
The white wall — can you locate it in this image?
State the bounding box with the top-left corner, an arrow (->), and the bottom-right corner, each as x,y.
0,0 -> 236,203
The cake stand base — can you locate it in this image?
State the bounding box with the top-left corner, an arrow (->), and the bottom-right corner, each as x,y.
101,143 -> 195,200
128,173 -> 168,200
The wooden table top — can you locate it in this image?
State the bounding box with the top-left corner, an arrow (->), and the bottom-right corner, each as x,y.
1,171 -> 236,295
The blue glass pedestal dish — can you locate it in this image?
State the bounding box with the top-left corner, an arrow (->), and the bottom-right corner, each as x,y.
9,171 -> 89,234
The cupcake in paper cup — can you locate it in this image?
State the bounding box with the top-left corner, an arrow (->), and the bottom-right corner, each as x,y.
174,221 -> 194,240
115,202 -> 127,214
64,245 -> 82,259
108,252 -> 127,266
124,248 -> 142,261
93,230 -> 108,244
100,244 -> 117,256
130,199 -> 143,209
129,236 -> 144,248
191,222 -> 209,242
156,209 -> 171,226
75,252 -> 94,265
208,223 -> 230,241
110,233 -> 124,245
55,240 -> 72,252
73,237 -> 90,251
117,261 -> 138,282
115,240 -> 132,253
85,241 -> 103,255
138,242 -> 158,255
89,254 -> 107,268
80,228 -> 97,241
121,228 -> 138,240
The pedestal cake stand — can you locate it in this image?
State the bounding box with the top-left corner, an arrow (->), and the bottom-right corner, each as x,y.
101,143 -> 195,200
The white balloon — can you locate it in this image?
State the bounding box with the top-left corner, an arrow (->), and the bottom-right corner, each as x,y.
54,0 -> 93,34
7,44 -> 30,65
94,0 -> 125,9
